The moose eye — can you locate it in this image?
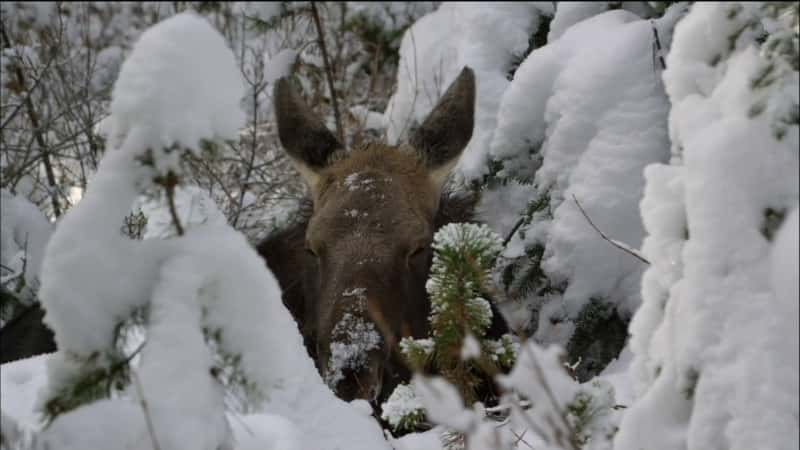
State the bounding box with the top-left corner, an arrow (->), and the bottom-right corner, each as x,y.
305,243 -> 318,258
408,245 -> 427,260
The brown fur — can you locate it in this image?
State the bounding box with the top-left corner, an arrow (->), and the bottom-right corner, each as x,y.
260,67 -> 508,408
256,150 -> 484,404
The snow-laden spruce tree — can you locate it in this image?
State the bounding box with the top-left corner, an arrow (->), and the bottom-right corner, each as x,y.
479,2 -> 689,381
28,11 -> 388,450
383,224 -> 622,450
379,3 -> 688,448
386,340 -> 622,450
382,223 -> 518,432
615,3 -> 799,450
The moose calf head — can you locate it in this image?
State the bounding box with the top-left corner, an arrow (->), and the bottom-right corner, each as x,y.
272,68 -> 475,402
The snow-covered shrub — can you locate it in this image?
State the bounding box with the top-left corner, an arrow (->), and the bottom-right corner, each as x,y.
384,223 -> 517,431
616,3 -> 799,450
385,223 -> 623,447
483,3 -> 689,379
0,190 -> 53,324
381,383 -> 426,433
28,12 -> 389,450
397,341 -> 621,450
397,224 -> 512,402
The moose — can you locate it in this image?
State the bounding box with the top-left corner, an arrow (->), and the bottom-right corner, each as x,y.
0,66 -> 508,412
257,66 -> 508,406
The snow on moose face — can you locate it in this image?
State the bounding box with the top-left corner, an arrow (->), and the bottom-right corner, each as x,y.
305,160 -> 437,402
272,67 -> 475,403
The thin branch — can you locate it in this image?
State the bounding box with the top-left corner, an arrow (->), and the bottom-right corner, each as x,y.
105,339 -> 147,395
519,343 -> 578,450
571,194 -> 650,265
651,20 -> 666,71
0,51 -> 57,131
166,178 -> 185,237
1,27 -> 62,217
509,428 -> 535,449
132,371 -> 163,450
309,2 -> 345,144
503,217 -> 526,248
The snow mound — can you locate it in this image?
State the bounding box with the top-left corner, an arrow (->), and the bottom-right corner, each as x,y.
489,8 -> 681,345
616,3 -> 800,450
108,11 -> 245,172
384,2 -> 548,181
0,189 -> 53,290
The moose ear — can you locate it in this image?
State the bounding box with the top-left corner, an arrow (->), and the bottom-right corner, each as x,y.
409,67 -> 476,189
273,77 -> 343,191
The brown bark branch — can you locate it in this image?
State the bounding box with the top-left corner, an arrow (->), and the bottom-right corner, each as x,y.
165,174 -> 185,237
309,2 -> 345,144
572,194 -> 650,265
1,27 -> 62,217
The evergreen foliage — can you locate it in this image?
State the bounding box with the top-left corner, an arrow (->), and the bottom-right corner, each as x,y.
423,223 -> 506,403
386,223 -> 519,430
477,2 -> 694,383
564,378 -> 617,449
565,299 -> 628,382
380,383 -> 426,433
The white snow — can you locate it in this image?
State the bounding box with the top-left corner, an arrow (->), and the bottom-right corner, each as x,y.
228,413 -> 301,450
138,185 -> 229,239
23,11 -> 391,450
400,337 -> 435,357
597,345 -> 635,407
108,11 -> 245,171
233,1 -> 282,23
412,375 -> 476,433
627,163 -> 686,398
771,206 -> 799,324
343,172 -> 384,192
351,104 -> 387,131
388,427 -> 445,450
3,4 -> 797,450
264,48 -> 297,84
616,3 -> 800,450
0,354 -> 49,433
547,2 -> 659,43
325,313 -> 382,388
498,343 -> 579,441
0,189 -> 53,291
460,333 -> 481,360
384,2 -> 547,181
404,341 -> 622,450
488,7 -> 682,346
1,409 -> 25,448
380,383 -> 424,430
547,2 -> 610,42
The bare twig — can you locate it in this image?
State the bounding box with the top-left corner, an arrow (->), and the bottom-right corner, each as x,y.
1,27 -> 62,217
161,172 -> 184,237
105,339 -> 147,395
519,342 -> 579,450
510,428 -> 535,449
132,372 -> 163,450
0,51 -> 56,131
571,194 -> 650,265
503,217 -> 526,247
651,20 -> 666,71
309,2 -> 344,144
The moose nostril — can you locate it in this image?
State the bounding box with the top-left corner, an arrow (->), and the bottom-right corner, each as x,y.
336,369 -> 365,401
333,365 -> 383,402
